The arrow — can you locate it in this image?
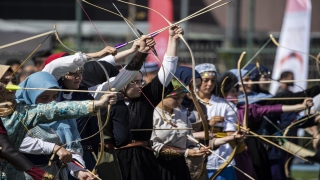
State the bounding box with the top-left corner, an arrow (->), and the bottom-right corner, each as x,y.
6,84 -> 119,94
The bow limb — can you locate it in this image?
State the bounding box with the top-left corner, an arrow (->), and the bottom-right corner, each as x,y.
53,25 -> 78,53
236,124 -> 311,163
91,61 -> 111,173
81,0 -> 177,127
187,135 -> 255,180
82,0 -> 139,31
8,32 -> 53,79
237,52 -> 248,130
115,1 -> 210,175
210,52 -> 247,179
283,113 -> 319,137
92,106 -> 110,174
117,0 -> 211,105
121,1 -> 210,175
270,34 -> 319,62
0,101 -> 57,179
270,34 -> 320,77
317,53 -> 320,77
189,82 -> 209,179
0,30 -> 55,50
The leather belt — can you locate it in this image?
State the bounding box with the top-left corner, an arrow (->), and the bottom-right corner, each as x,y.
115,140 -> 154,152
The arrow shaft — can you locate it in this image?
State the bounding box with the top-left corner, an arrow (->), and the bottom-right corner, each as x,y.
10,87 -> 119,94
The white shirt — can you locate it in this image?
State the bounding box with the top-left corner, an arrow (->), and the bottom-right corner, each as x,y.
90,54 -> 178,99
205,95 -> 237,169
311,93 -> 320,113
151,107 -> 196,157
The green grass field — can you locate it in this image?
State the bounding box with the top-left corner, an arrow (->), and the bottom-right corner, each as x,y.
291,170 -> 318,180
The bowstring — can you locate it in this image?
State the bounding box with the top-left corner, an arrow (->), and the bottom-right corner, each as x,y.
75,0 -> 178,127
9,33 -> 52,78
0,92 -> 62,178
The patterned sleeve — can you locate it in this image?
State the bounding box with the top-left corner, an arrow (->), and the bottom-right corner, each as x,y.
2,100 -> 94,148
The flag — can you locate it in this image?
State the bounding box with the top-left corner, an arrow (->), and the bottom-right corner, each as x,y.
270,0 -> 312,94
147,0 -> 173,64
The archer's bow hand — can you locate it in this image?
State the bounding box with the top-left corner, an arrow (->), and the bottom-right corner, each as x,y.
130,40 -> 140,53
188,147 -> 211,157
169,25 -> 184,40
95,93 -> 117,109
232,129 -> 248,143
137,35 -> 156,53
86,46 -> 117,60
99,46 -> 117,57
302,98 -> 313,110
53,145 -> 72,164
76,170 -> 95,180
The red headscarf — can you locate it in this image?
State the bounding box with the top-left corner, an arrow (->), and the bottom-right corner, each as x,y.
42,52 -> 69,69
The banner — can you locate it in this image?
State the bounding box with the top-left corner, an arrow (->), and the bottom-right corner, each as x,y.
147,0 -> 173,63
270,0 -> 311,94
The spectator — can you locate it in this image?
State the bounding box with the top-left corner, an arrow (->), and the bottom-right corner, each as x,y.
5,59 -> 22,75
19,65 -> 36,82
31,50 -> 52,71
276,71 -> 294,94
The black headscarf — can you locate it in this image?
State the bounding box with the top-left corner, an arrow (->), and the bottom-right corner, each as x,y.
217,71 -> 239,98
244,63 -> 271,94
174,66 -> 201,85
81,61 -> 119,88
174,66 -> 202,118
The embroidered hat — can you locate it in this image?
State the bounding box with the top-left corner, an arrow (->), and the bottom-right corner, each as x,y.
195,63 -> 217,75
166,79 -> 188,97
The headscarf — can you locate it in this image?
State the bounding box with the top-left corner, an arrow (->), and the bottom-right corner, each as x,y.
42,52 -> 69,69
44,52 -> 84,101
166,79 -> 188,97
140,62 -> 159,75
195,63 -> 218,75
15,72 -> 59,104
81,61 -> 119,88
244,63 -> 270,81
229,69 -> 249,81
218,71 -> 239,97
243,64 -> 271,94
174,66 -> 201,86
195,63 -> 219,96
174,67 -> 200,123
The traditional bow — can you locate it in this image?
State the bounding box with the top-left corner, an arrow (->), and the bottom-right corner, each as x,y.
80,0 -> 180,127
113,2 -> 213,177
91,61 -> 112,174
210,52 -> 247,179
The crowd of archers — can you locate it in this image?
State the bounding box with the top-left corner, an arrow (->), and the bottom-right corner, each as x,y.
0,25 -> 319,180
